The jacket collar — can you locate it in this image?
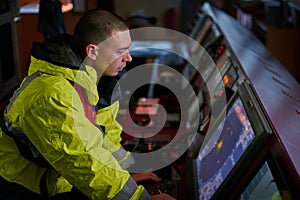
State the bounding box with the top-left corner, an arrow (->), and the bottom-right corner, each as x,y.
28,57 -> 99,105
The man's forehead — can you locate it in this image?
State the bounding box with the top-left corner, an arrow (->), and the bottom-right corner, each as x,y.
101,30 -> 131,48
111,29 -> 131,40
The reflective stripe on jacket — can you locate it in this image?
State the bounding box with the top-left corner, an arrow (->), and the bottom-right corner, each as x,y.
96,101 -> 134,169
0,57 -> 149,199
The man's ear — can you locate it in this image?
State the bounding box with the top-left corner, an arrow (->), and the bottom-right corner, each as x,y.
86,44 -> 98,60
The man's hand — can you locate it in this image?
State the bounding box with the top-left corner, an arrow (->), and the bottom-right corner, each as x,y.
131,172 -> 176,199
131,172 -> 161,183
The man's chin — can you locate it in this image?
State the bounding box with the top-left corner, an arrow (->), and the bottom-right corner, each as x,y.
102,71 -> 118,76
109,72 -> 119,77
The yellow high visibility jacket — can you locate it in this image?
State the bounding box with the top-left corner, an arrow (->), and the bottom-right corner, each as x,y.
96,101 -> 134,169
95,75 -> 134,169
0,35 -> 149,199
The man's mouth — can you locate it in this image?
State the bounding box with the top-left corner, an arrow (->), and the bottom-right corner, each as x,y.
118,64 -> 126,71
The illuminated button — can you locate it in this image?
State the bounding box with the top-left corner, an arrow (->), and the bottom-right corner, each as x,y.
137,106 -> 144,111
223,74 -> 230,85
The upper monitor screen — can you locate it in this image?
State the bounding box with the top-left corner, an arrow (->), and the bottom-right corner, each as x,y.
195,96 -> 255,200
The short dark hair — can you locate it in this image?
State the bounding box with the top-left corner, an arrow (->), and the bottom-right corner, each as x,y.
74,9 -> 128,57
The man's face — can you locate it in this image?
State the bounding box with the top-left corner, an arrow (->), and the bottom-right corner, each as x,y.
96,30 -> 132,76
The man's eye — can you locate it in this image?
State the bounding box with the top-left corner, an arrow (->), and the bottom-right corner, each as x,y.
117,49 -> 127,54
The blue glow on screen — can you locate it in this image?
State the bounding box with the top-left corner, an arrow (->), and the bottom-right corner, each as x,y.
196,97 -> 255,200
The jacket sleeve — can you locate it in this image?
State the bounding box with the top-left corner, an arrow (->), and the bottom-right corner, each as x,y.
5,89 -> 148,199
96,101 -> 135,169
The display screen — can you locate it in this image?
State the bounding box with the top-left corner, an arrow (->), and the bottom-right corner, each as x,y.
201,24 -> 221,49
240,161 -> 283,200
189,17 -> 213,53
195,97 -> 256,200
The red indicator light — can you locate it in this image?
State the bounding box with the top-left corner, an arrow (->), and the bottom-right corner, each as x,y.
223,74 -> 230,85
149,110 -> 156,115
218,89 -> 224,97
148,143 -> 152,151
217,45 -> 225,55
146,106 -> 151,111
137,106 -> 144,111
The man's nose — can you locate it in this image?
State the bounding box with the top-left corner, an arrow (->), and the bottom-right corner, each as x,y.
124,52 -> 132,62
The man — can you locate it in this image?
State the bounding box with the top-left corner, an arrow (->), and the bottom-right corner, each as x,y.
0,9 -> 175,200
